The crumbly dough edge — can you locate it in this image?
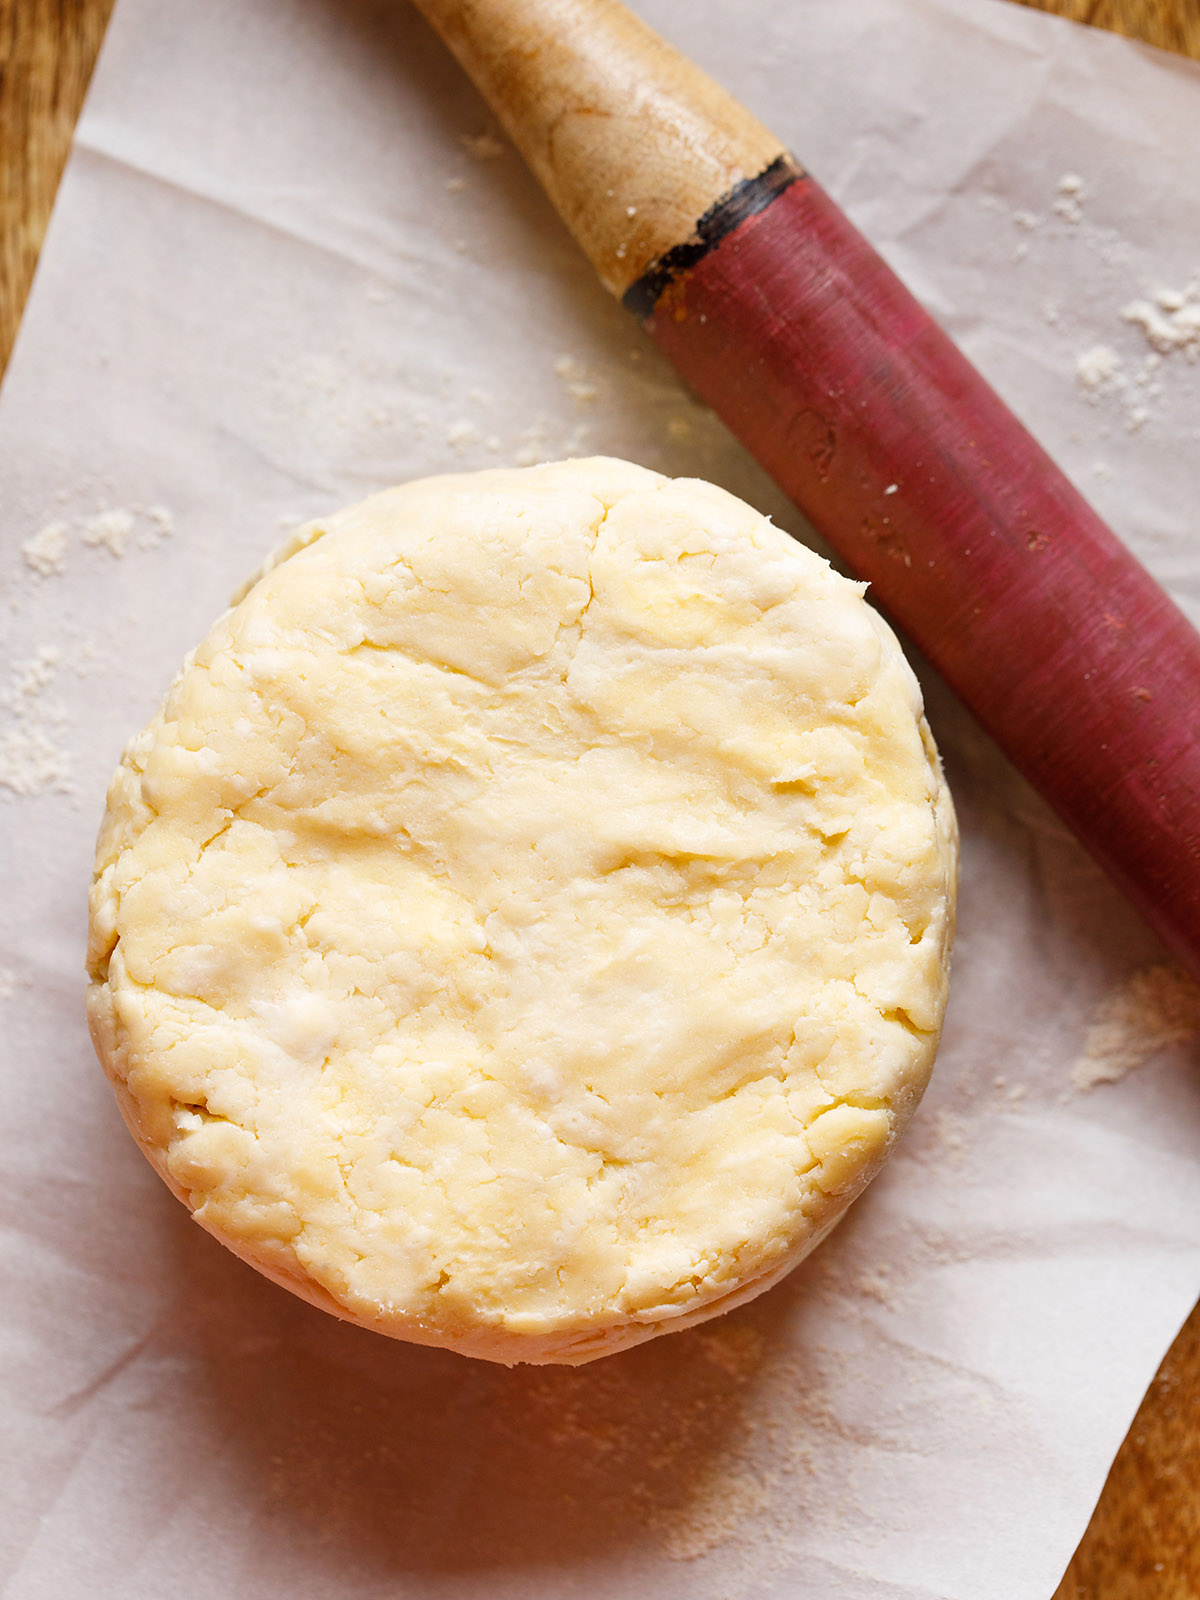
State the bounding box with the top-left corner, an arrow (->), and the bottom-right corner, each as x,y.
87,747 -> 955,1366
88,970 -> 941,1365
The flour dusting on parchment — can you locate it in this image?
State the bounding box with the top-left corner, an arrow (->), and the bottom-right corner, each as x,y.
1073,966 -> 1200,1091
0,646 -> 72,796
1122,285 -> 1200,358
80,508 -> 135,558
21,521 -> 69,577
17,503 -> 175,580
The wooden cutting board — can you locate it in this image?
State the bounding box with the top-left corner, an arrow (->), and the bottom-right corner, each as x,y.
0,1 -> 1196,1594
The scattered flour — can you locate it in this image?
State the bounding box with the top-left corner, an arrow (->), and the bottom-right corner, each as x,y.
561,423 -> 593,457
21,521 -> 68,577
695,1322 -> 766,1379
0,645 -> 72,797
999,176 -> 1194,440
854,1267 -> 900,1307
1053,172 -> 1086,225
991,1076 -> 1027,1111
513,426 -> 548,468
553,354 -> 598,404
654,1466 -> 769,1561
1072,965 -> 1200,1091
17,504 -> 175,579
1125,400 -> 1151,433
14,645 -> 60,696
444,419 -> 480,453
142,504 -> 175,545
1075,344 -> 1124,397
80,508 -> 134,557
1121,285 -> 1200,358
898,1100 -> 975,1170
461,130 -> 504,162
929,1107 -> 970,1167
1074,338 -> 1165,432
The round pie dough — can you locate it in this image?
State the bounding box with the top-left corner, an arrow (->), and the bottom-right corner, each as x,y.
87,457 -> 956,1365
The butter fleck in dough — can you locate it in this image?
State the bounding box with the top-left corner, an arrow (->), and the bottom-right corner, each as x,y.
87,458 -> 957,1365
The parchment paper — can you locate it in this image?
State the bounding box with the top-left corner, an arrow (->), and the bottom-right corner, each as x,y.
2,1 -> 1199,1596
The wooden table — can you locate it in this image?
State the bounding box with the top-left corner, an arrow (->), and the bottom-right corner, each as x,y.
0,1 -> 1196,1593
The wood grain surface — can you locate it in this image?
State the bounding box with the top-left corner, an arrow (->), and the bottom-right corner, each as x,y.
0,1 -> 1196,1595
1015,0 -> 1200,55
0,0 -> 114,371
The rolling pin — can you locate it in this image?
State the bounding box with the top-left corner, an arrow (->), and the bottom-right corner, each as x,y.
410,0 -> 1200,978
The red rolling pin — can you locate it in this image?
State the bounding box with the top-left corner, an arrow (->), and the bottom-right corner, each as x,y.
411,0 -> 1200,977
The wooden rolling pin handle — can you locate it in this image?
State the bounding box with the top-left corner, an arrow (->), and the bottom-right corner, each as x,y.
412,0 -> 1200,977
409,0 -> 787,296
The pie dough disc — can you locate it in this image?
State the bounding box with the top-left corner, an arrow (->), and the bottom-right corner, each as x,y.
87,458 -> 957,1365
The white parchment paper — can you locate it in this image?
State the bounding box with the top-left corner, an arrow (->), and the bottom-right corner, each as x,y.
2,2 -> 1199,1596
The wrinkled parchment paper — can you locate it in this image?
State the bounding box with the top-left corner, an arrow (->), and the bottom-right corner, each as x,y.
2,2 -> 1200,1596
